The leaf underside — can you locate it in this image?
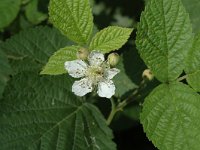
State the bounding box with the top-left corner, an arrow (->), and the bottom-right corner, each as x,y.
0,26 -> 72,74
0,73 -> 116,150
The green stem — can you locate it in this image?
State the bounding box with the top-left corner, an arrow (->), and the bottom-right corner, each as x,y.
177,75 -> 187,82
7,55 -> 25,60
106,99 -> 117,125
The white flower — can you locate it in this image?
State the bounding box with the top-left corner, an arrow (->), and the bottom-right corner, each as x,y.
65,51 -> 120,98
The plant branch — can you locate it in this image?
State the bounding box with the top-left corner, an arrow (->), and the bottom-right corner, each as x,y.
177,75 -> 187,82
106,98 -> 117,125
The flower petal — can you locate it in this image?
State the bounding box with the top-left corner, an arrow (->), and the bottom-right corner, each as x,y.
88,51 -> 105,66
72,78 -> 93,96
105,68 -> 120,79
97,80 -> 115,98
65,60 -> 88,78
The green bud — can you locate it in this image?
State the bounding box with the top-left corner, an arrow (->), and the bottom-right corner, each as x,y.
142,69 -> 154,81
77,48 -> 89,60
108,53 -> 120,67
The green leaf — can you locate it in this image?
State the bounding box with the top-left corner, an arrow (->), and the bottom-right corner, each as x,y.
0,0 -> 21,30
0,73 -> 116,149
141,82 -> 200,150
185,33 -> 200,92
114,47 -> 145,98
49,0 -> 93,44
182,0 -> 200,33
0,26 -> 72,74
19,14 -> 33,29
25,0 -> 48,25
89,26 -> 133,53
41,46 -> 79,75
136,0 -> 193,82
0,50 -> 12,98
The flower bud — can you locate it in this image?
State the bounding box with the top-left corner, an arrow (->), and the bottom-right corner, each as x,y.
108,53 -> 120,67
142,69 -> 154,81
77,48 -> 89,60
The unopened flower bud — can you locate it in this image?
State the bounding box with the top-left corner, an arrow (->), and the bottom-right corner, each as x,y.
108,53 -> 120,67
77,48 -> 89,60
142,69 -> 154,81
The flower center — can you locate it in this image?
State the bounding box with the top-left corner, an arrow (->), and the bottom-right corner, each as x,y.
86,66 -> 104,84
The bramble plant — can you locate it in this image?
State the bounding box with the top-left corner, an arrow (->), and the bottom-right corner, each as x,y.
1,0 -> 200,149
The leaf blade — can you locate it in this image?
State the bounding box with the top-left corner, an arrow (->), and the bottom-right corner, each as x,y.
185,33 -> 200,92
182,0 -> 200,33
89,26 -> 133,53
0,0 -> 21,30
49,0 -> 94,44
136,0 -> 193,82
41,46 -> 79,75
141,82 -> 200,150
25,0 -> 48,25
